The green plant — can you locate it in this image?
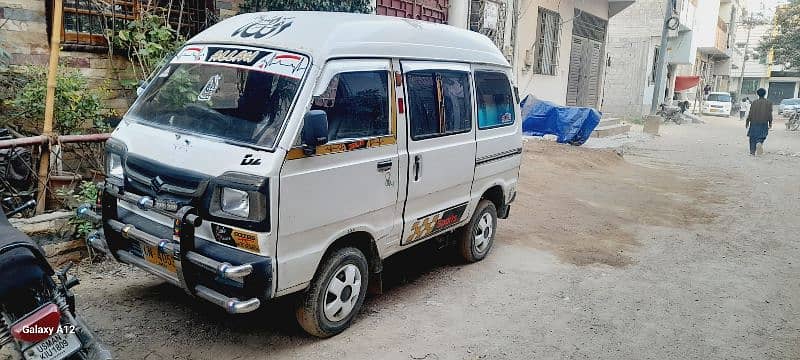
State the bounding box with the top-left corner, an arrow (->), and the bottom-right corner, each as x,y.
110,11 -> 184,82
239,0 -> 372,13
60,181 -> 102,238
5,66 -> 108,135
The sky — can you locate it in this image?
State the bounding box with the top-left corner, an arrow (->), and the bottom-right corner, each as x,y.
745,0 -> 789,16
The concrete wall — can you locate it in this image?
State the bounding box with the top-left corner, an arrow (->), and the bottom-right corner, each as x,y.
694,0 -> 721,49
513,0 -> 609,105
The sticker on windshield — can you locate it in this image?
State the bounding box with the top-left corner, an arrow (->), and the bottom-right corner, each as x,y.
198,74 -> 221,101
172,45 -> 309,79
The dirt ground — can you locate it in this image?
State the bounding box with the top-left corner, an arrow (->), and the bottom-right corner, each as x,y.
34,115 -> 800,359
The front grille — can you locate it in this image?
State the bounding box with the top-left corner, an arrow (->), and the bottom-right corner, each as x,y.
124,154 -> 210,205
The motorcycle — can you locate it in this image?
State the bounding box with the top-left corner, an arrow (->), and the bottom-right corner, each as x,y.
657,103 -> 684,125
785,109 -> 800,131
0,200 -> 111,360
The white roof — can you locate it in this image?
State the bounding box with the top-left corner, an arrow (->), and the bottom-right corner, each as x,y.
187,11 -> 509,68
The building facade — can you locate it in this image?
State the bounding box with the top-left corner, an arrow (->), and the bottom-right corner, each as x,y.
730,12 -> 799,104
604,0 -> 744,118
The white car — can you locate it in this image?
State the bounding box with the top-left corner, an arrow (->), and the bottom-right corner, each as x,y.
89,12 -> 522,338
778,98 -> 800,115
702,92 -> 733,117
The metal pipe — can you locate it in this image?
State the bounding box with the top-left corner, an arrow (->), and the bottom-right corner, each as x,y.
194,285 -> 261,314
107,219 -> 178,255
185,251 -> 253,280
650,0 -> 674,115
117,250 -> 181,286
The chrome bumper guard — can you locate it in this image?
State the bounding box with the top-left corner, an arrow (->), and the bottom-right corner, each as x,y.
77,186 -> 264,314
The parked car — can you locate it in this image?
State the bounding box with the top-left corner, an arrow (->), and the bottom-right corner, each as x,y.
702,92 -> 732,117
84,12 -> 522,338
778,98 -> 800,115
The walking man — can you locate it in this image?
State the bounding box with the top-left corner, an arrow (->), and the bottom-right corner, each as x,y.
746,88 -> 772,156
739,97 -> 750,120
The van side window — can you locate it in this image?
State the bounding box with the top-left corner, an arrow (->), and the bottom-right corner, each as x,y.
475,71 -> 515,129
312,71 -> 389,141
406,71 -> 471,140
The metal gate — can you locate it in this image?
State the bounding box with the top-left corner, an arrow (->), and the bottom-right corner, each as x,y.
767,81 -> 795,104
565,10 -> 607,108
566,36 -> 602,108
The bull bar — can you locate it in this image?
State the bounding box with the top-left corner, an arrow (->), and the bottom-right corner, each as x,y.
77,184 -> 265,314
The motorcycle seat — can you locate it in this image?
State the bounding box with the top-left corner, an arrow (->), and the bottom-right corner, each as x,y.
0,211 -> 52,299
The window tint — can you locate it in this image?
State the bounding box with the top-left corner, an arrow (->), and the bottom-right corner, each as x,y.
406,71 -> 471,140
475,71 -> 515,129
312,71 -> 389,141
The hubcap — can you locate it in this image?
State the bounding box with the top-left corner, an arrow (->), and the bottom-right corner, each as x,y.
323,264 -> 362,322
473,212 -> 494,253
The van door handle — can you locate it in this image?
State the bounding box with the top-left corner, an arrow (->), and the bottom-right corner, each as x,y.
377,159 -> 392,172
413,155 -> 422,181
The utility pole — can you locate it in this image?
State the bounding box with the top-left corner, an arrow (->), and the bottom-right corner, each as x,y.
36,0 -> 63,214
650,0 -> 674,115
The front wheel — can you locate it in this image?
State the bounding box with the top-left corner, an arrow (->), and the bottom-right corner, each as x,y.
457,200 -> 498,263
296,247 -> 369,338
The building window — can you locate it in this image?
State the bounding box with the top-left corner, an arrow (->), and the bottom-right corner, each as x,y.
475,71 -> 515,129
650,46 -> 660,84
311,71 -> 390,141
535,7 -> 560,75
55,0 -> 214,51
741,78 -> 760,94
406,70 -> 472,140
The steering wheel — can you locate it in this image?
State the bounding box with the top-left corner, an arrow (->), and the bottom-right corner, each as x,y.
183,103 -> 230,135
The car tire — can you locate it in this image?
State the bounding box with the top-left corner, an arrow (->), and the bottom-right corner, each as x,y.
296,247 -> 369,338
457,200 -> 497,263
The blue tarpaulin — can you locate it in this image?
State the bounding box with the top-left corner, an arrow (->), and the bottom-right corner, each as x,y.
520,95 -> 601,146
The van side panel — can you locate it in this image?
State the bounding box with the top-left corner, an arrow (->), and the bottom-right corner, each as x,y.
471,67 -> 522,211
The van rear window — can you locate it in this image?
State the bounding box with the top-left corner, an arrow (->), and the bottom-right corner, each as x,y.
475,71 -> 515,129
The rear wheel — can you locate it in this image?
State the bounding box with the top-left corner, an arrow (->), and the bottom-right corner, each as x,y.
457,200 -> 497,263
296,247 -> 368,338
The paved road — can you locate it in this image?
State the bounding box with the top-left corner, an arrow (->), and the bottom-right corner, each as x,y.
64,114 -> 800,360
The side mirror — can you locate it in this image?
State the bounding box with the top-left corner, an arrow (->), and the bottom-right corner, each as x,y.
135,80 -> 148,97
302,110 -> 328,155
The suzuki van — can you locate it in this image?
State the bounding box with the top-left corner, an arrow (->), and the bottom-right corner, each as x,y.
85,12 -> 522,337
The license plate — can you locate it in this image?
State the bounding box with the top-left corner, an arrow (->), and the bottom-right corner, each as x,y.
24,332 -> 81,360
142,243 -> 176,273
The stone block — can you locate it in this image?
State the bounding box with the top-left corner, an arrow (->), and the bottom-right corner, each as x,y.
1,7 -> 44,22
11,52 -> 48,66
1,18 -> 47,33
643,115 -> 661,135
0,0 -> 45,11
88,57 -> 112,69
63,56 -> 90,68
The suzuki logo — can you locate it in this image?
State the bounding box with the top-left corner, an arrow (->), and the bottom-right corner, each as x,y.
150,176 -> 165,194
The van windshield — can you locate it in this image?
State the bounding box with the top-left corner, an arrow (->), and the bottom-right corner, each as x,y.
707,93 -> 731,102
127,63 -> 302,148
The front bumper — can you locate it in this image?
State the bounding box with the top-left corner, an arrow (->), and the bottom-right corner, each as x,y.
79,185 -> 272,314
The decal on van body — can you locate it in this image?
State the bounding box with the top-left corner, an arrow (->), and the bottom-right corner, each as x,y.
212,224 -> 261,252
231,15 -> 293,39
285,135 -> 396,160
405,203 -> 468,244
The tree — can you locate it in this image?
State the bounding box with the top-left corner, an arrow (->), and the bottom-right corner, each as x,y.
758,1 -> 800,69
239,0 -> 372,13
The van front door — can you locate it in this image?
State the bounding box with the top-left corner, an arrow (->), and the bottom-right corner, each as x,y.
400,61 -> 476,245
278,59 -> 400,292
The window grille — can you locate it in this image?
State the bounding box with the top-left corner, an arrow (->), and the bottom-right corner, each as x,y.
55,0 -> 215,52
535,7 -> 560,75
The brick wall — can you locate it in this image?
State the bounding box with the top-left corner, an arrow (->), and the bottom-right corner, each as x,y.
0,0 -> 138,119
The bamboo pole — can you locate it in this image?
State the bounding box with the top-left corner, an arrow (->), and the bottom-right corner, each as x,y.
35,0 -> 64,214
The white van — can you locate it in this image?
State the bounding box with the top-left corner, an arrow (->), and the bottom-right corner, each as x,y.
702,91 -> 732,117
86,12 -> 522,337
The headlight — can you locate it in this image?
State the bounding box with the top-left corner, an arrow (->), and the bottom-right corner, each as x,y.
221,187 -> 249,218
107,153 -> 124,179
